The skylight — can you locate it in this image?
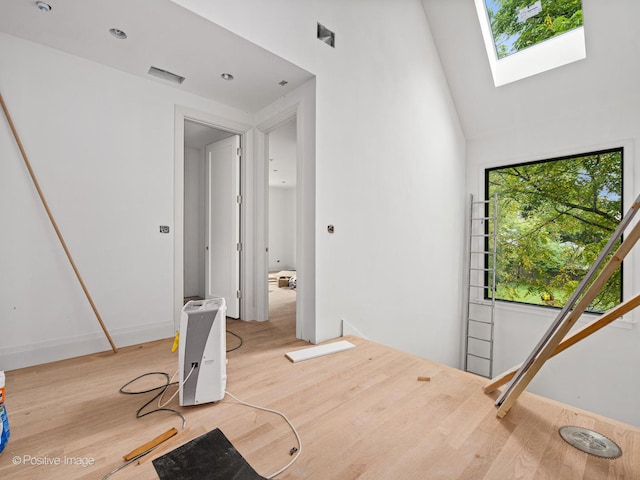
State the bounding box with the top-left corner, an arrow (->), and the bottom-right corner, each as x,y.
474,0 -> 586,86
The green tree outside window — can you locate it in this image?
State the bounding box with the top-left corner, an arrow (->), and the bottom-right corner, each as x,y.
486,149 -> 623,312
486,0 -> 583,59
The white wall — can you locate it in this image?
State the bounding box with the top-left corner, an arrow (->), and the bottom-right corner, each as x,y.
269,187 -> 296,271
2,0 -> 468,375
183,146 -> 205,297
0,33 -> 253,370
466,94 -> 640,426
173,0 -> 467,365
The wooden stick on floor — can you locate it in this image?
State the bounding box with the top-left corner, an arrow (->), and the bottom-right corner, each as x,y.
495,218 -> 640,418
484,290 -> 640,393
0,92 -> 117,353
123,427 -> 179,461
137,425 -> 208,465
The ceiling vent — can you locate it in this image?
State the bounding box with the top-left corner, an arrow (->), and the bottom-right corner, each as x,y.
317,23 -> 335,48
148,66 -> 185,84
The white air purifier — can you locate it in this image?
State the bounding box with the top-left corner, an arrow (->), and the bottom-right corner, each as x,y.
179,298 -> 227,406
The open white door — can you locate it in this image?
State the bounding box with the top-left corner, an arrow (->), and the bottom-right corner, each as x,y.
205,135 -> 241,318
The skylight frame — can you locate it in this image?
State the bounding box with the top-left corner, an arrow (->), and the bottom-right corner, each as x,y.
474,0 -> 586,87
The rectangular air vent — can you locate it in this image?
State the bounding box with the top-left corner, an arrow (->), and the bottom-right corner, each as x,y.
317,23 -> 335,48
148,66 -> 185,84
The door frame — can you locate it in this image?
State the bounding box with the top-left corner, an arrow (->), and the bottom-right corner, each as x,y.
175,80 -> 317,344
174,105 -> 251,331
256,102 -> 315,342
262,113 -> 298,321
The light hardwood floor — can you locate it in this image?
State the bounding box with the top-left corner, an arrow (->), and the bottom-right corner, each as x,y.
1,286 -> 639,479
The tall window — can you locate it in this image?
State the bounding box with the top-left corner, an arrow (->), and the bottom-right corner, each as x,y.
486,148 -> 623,313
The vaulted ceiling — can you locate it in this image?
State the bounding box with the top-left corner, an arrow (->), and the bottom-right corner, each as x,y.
2,1 -> 637,144
421,0 -> 640,140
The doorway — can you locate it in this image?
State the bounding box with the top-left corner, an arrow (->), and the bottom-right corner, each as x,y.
266,118 -> 297,327
183,119 -> 240,317
175,81 -> 316,341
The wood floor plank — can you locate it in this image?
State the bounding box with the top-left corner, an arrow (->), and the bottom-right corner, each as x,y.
0,287 -> 639,479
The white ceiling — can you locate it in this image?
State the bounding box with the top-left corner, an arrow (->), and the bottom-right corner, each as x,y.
421,0 -> 640,141
0,0 -> 314,113
8,0 -> 628,155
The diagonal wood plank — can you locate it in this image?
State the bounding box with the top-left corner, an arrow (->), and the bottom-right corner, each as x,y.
484,290 -> 640,393
496,218 -> 640,418
494,195 -> 640,410
0,92 -> 117,353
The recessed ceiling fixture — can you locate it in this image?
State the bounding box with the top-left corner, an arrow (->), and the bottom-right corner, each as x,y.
36,1 -> 51,12
221,73 -> 234,81
109,28 -> 127,40
148,66 -> 185,84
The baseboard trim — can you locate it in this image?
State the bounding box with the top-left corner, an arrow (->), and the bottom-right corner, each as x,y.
341,319 -> 367,339
0,321 -> 174,371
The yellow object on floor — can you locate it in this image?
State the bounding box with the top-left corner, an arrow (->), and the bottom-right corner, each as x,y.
171,332 -> 179,353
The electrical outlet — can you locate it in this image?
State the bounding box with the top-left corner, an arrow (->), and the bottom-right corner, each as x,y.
159,225 -> 170,233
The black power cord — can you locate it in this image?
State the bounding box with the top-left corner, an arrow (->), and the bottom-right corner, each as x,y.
118,372 -> 187,427
226,330 -> 243,352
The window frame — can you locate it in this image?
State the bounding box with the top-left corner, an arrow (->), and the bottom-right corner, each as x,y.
473,0 -> 586,86
483,146 -> 625,313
